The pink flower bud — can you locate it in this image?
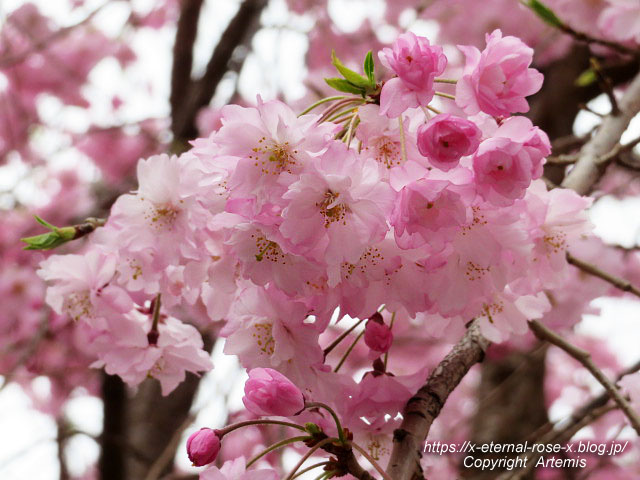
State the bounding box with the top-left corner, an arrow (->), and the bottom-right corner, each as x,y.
243,368 -> 305,417
364,316 -> 393,353
417,114 -> 481,171
186,428 -> 221,467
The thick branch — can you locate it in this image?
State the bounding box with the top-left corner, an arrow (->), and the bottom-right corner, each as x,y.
386,322 -> 490,480
99,374 -> 127,480
169,0 -> 204,135
567,252 -> 640,298
528,320 -> 640,435
561,68 -> 640,194
172,0 -> 267,144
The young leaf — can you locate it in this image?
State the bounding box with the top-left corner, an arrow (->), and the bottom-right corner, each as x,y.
324,77 -> 366,95
21,216 -> 76,250
331,50 -> 370,89
575,69 -> 596,87
364,51 -> 375,86
523,0 -> 564,29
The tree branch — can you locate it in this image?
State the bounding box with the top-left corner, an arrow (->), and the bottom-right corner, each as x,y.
172,0 -> 267,145
386,321 -> 490,480
561,68 -> 640,194
496,359 -> 640,480
566,252 -> 640,299
169,0 -> 204,137
528,320 -> 640,435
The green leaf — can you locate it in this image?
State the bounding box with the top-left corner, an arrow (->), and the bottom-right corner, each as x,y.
34,215 -> 56,230
364,51 -> 375,86
324,77 -> 365,95
331,50 -> 370,89
576,69 -> 597,87
523,0 -> 564,29
21,216 -> 76,250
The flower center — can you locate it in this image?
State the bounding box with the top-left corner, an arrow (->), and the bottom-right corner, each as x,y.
249,137 -> 299,175
252,234 -> 286,263
482,300 -> 505,324
63,291 -> 93,321
317,190 -> 348,227
252,322 -> 275,355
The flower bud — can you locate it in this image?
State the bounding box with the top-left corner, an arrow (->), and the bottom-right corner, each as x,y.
186,428 -> 221,466
243,368 -> 305,417
417,114 -> 481,171
364,316 -> 393,353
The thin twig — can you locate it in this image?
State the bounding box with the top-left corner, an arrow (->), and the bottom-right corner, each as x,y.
566,252 -> 640,299
528,320 -> 640,435
284,438 -> 338,480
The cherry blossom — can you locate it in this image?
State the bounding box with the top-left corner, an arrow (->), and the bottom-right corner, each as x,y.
379,32 -> 447,117
456,29 -> 543,117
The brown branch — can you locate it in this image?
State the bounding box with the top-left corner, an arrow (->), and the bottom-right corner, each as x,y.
496,359 -> 640,480
561,68 -> 640,194
57,419 -> 70,480
591,58 -> 620,115
528,320 -> 640,435
386,321 -> 489,480
143,414 -> 196,480
496,404 -> 616,480
99,373 -> 128,480
172,0 -> 268,145
566,252 -> 640,299
169,0 -> 204,136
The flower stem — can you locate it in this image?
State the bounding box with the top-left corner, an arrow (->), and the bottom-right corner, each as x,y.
334,331 -> 364,373
434,78 -> 457,84
323,317 -> 366,358
304,402 -> 346,443
216,419 -> 307,438
383,311 -> 396,370
290,461 -> 330,479
344,111 -> 360,147
299,96 -> 348,116
151,293 -> 161,331
246,435 -> 309,467
434,91 -> 456,100
398,116 -> 408,164
284,437 -> 338,480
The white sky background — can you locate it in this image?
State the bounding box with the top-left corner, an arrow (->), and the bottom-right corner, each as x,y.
0,0 -> 640,479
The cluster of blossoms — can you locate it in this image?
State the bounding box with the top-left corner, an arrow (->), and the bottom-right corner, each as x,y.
36,29 -> 600,476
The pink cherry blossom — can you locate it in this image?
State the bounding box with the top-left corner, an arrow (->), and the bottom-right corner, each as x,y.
242,368 -> 305,417
212,98 -> 340,211
379,32 -> 447,117
391,178 -> 475,250
222,286 -> 324,375
475,290 -> 550,343
91,313 -> 212,395
472,116 -> 550,206
456,29 -> 543,117
416,114 -> 482,171
37,249 -> 133,327
279,143 -> 395,283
